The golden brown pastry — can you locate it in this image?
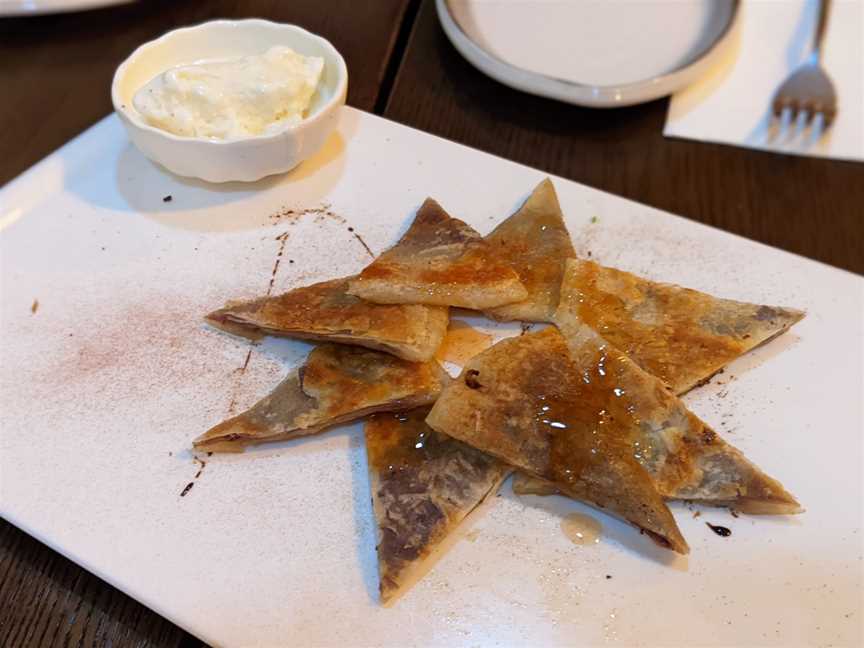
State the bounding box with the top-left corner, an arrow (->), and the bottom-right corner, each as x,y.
554,258 -> 805,394
516,262 -> 804,496
366,408 -> 509,603
484,179 -> 576,322
194,345 -> 446,452
348,199 -> 527,309
205,276 -> 449,363
428,328 -> 801,552
426,327 -> 689,553
562,323 -> 798,513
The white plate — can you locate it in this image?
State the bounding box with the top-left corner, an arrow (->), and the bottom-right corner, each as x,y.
0,0 -> 132,16
438,0 -> 740,107
0,108 -> 861,647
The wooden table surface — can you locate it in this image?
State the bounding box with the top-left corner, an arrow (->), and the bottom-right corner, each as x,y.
0,0 -> 861,645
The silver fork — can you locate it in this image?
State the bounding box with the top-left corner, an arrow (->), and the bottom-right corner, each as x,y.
771,0 -> 837,127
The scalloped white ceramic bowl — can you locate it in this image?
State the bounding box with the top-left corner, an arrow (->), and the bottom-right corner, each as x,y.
111,19 -> 348,183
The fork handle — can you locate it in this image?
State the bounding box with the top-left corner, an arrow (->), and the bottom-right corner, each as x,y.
813,0 -> 831,61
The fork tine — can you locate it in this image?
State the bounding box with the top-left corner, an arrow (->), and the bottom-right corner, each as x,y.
813,112 -> 826,130
793,109 -> 811,132
805,102 -> 834,128
806,112 -> 827,145
772,97 -> 789,117
772,103 -> 794,127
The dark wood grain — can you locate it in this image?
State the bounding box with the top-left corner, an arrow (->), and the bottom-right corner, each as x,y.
0,2 -> 408,646
384,0 -> 863,274
0,0 -> 410,187
0,521 -> 193,648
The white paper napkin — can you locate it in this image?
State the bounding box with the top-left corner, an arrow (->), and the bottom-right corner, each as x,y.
664,0 -> 863,162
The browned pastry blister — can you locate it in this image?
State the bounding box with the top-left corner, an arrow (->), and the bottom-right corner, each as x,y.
348,198 -> 527,309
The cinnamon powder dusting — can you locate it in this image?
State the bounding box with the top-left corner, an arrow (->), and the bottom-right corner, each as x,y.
30,292 -> 279,449
40,299 -> 205,382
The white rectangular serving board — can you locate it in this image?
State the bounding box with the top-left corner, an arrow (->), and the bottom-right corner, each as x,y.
0,107 -> 861,647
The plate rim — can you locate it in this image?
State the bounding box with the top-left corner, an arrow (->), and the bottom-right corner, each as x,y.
0,0 -> 133,16
436,0 -> 740,108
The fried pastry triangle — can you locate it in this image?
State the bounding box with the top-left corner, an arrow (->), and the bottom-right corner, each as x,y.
205,276 -> 449,362
554,259 -> 805,394
484,179 -> 577,322
366,408 -> 509,603
426,327 -> 689,553
347,199 -> 527,309
194,345 -> 445,452
516,262 -> 804,497
513,325 -> 802,514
